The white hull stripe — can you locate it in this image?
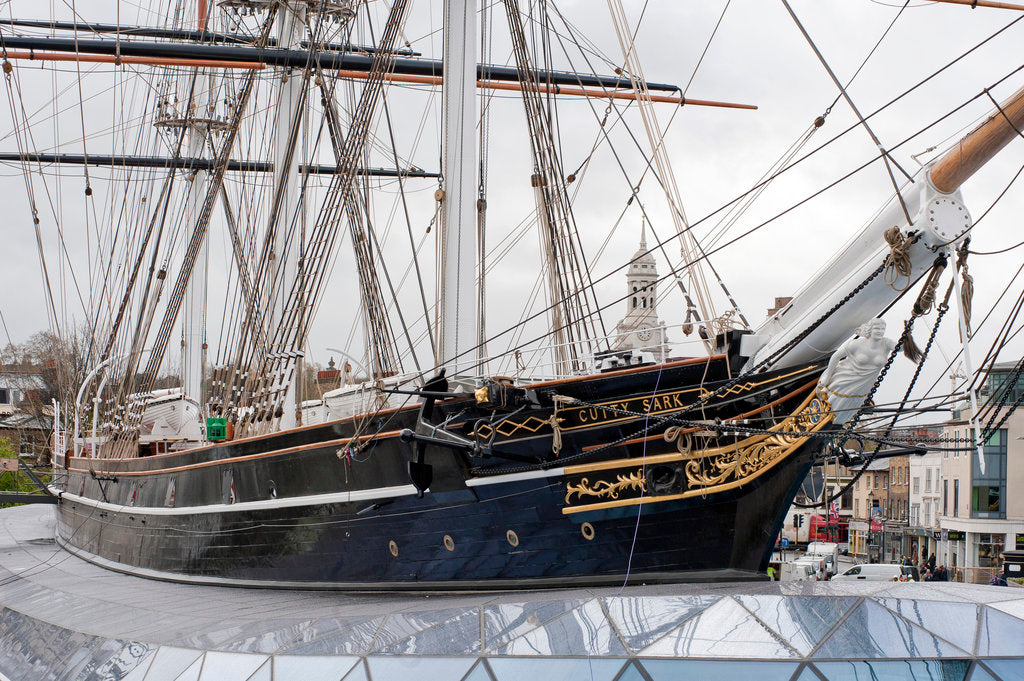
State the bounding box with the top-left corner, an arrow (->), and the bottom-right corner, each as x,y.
53,466 -> 565,516
465,467 -> 564,487
56,484 -> 419,516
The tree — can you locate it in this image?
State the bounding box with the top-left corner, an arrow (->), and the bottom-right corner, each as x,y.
0,437 -> 48,507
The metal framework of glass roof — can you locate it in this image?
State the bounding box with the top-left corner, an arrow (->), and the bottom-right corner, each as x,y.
1,507 -> 1022,681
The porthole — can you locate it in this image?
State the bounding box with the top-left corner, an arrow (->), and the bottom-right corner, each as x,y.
388,540 -> 398,557
443,534 -> 455,551
581,522 -> 595,541
506,530 -> 519,547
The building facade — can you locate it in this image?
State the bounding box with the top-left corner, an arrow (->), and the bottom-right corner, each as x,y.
936,362 -> 1024,579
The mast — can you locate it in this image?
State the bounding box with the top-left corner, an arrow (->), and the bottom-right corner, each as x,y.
267,2 -> 309,429
437,0 -> 479,375
181,0 -> 214,421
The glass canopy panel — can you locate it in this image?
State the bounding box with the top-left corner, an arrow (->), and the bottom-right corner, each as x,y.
812,601 -> 967,658
196,651 -> 268,681
794,667 -> 825,681
244,659 -> 271,681
989,599 -> 1024,620
173,655 -> 204,681
488,657 -> 626,681
965,663 -> 1000,681
370,608 -> 471,652
212,619 -> 311,654
120,651 -> 156,681
603,595 -> 720,653
983,659 -> 1024,681
341,660 -> 369,681
640,597 -> 797,659
462,660 -> 496,681
734,595 -> 859,656
813,660 -> 970,681
975,607 -> 1024,657
272,655 -> 358,681
380,609 -> 482,655
614,661 -> 648,681
874,599 -> 979,654
482,599 -> 585,652
640,660 -> 800,681
276,616 -> 384,655
496,599 -> 627,656
136,647 -> 205,681
366,656 -> 476,681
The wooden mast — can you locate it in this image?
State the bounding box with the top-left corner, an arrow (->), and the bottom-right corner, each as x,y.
929,83 -> 1024,193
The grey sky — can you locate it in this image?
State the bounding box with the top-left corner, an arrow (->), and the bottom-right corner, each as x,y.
0,0 -> 1021,419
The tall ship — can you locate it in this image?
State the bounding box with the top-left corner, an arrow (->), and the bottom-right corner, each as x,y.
2,0 -> 1022,588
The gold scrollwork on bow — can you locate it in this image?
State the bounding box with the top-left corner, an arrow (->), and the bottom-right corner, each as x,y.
685,394 -> 832,488
565,472 -> 647,503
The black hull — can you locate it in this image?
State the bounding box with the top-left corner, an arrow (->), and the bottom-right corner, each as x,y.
53,357 -> 832,589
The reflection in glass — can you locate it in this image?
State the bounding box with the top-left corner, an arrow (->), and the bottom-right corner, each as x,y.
483,600 -> 584,652
812,601 -> 965,658
641,597 -> 796,658
603,595 -> 720,653
735,595 -> 858,655
875,599 -> 978,654
497,600 -> 626,656
371,608 -> 469,652
975,607 -> 1024,657
380,609 -> 482,655
813,660 -> 969,681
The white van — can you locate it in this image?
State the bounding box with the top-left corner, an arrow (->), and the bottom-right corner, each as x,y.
831,563 -> 920,582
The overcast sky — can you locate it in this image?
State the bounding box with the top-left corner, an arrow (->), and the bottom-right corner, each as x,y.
0,0 -> 1022,421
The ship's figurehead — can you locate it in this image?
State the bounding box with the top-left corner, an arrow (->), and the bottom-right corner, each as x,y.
818,319 -> 895,425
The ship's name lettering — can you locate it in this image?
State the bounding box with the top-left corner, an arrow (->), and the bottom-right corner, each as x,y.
575,393 -> 687,424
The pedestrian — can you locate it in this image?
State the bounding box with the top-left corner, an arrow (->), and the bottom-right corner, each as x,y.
990,573 -> 1008,587
767,565 -> 777,581
928,553 -> 936,570
936,565 -> 949,581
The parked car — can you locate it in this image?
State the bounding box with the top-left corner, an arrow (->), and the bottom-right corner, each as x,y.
831,563 -> 920,582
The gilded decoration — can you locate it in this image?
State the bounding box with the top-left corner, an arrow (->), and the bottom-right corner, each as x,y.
564,471 -> 647,504
684,391 -> 832,487
561,389 -> 834,515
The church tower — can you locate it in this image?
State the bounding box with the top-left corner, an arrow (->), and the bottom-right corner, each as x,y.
613,223 -> 669,358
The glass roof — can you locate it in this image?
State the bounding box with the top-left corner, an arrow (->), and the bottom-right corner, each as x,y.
2,587 -> 1024,681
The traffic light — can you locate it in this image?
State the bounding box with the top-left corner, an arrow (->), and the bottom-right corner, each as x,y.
797,515 -> 804,527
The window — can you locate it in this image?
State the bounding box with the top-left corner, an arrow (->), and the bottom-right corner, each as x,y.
943,479 -> 949,516
0,388 -> 8,404
972,429 -> 1006,519
911,503 -> 919,525
977,533 -> 1005,569
925,468 -> 932,493
913,476 -> 920,494
923,499 -> 931,527
953,479 -> 959,517
855,499 -> 860,517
